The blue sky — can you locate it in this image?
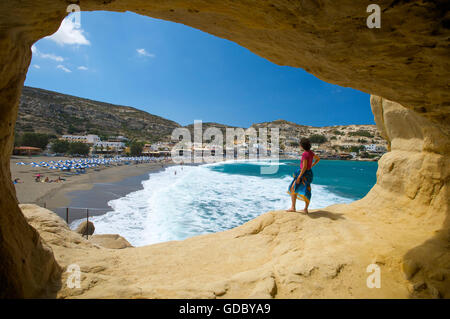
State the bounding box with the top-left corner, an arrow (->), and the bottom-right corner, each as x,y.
26,11 -> 373,128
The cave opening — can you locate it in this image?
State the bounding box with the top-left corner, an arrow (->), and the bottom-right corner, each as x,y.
17,10 -> 383,246
0,1 -> 448,299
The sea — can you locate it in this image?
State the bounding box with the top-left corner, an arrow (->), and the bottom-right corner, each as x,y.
72,159 -> 378,246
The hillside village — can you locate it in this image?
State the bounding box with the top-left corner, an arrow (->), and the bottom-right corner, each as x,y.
15,87 -> 388,161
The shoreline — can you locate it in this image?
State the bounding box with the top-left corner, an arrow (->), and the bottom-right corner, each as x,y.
11,155 -> 173,209
12,156 -> 376,224
12,156 -> 375,207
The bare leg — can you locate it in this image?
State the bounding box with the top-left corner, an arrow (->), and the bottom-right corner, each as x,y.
287,185 -> 297,212
304,201 -> 309,214
304,185 -> 311,214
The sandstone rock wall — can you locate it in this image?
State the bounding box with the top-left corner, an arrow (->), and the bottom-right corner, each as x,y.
0,0 -> 449,297
366,96 -> 449,220
354,96 -> 449,298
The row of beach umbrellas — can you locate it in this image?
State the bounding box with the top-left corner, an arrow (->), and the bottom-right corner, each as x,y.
15,156 -> 165,171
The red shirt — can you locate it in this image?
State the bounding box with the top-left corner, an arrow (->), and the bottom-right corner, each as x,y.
300,150 -> 315,170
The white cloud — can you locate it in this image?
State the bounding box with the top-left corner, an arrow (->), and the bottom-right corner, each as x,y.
77,66 -> 88,71
57,65 -> 72,73
31,45 -> 64,62
136,48 -> 155,58
40,53 -> 64,62
46,17 -> 90,46
33,64 -> 41,69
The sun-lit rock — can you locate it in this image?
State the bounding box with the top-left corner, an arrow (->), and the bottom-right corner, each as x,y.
0,0 -> 448,298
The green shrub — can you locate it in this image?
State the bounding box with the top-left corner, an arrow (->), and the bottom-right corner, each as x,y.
51,140 -> 70,153
348,130 -> 374,138
130,141 -> 145,156
17,132 -> 50,149
68,142 -> 90,156
309,134 -> 327,144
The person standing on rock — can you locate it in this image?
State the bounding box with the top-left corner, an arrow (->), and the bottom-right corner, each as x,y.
287,138 -> 320,214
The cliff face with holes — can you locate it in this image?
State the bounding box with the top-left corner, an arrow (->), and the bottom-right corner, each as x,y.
0,0 -> 448,298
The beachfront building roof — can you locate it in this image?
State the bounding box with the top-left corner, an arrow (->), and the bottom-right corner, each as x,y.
108,136 -> 129,142
13,146 -> 42,156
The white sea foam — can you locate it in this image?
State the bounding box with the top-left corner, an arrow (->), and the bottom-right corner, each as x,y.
85,163 -> 352,246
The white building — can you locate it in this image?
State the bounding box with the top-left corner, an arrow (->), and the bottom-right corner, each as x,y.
108,136 -> 129,142
94,141 -> 125,152
61,134 -> 100,144
365,144 -> 387,153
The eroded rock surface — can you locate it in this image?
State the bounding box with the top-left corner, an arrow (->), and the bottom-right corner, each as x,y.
0,1 -> 449,298
14,98 -> 450,299
19,199 -> 446,298
90,234 -> 133,249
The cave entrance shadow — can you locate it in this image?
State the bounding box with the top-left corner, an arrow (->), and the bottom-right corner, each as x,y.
302,210 -> 345,221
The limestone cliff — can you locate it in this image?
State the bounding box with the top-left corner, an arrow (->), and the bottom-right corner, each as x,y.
0,0 -> 449,298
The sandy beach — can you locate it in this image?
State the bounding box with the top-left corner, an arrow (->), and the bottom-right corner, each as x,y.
10,156 -> 172,211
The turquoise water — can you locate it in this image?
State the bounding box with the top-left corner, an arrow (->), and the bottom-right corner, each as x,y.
87,159 -> 378,245
209,159 -> 378,200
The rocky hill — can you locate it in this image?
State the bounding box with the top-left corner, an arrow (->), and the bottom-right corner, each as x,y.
181,119 -> 388,156
16,86 -> 180,142
252,120 -> 388,155
17,86 -> 387,155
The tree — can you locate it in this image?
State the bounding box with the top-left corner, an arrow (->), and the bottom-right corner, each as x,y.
350,145 -> 365,153
14,133 -> 22,147
360,151 -> 370,158
67,124 -> 77,134
51,140 -> 70,153
309,134 -> 327,144
19,132 -> 50,149
130,141 -> 145,156
68,142 -> 90,156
